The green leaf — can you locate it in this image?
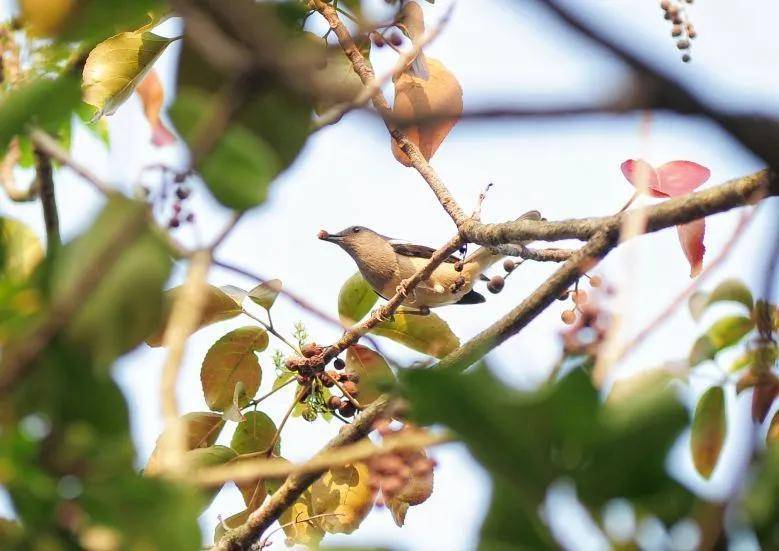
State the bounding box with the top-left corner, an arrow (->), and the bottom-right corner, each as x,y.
201,327 -> 268,412
57,0 -> 167,43
689,315 -> 754,366
689,278 -> 754,321
690,386 -> 726,479
375,311 -> 460,358
310,34 -> 370,117
51,195 -> 172,367
249,279 -> 283,311
83,30 -> 175,119
0,217 -> 44,282
231,411 -> 279,456
147,284 -> 244,347
345,344 -> 395,404
0,74 -> 81,153
145,412 -> 226,475
338,272 -> 378,325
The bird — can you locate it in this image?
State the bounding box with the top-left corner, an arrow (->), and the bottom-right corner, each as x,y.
318,210 -> 541,311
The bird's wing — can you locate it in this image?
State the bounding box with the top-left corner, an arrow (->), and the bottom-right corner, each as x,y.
390,242 -> 460,264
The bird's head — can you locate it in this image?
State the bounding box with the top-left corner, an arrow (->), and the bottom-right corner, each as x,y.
318,226 -> 390,260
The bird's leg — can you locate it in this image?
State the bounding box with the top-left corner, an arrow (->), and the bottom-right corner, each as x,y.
395,279 -> 418,304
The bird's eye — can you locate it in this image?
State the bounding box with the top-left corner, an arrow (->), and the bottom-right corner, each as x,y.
352,227 -> 361,233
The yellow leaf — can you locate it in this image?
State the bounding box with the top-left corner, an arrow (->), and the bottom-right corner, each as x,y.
375,311 -> 459,358
0,217 -> 44,281
311,462 -> 376,534
20,0 -> 75,37
83,29 -> 174,118
279,491 -> 324,546
391,58 -> 462,166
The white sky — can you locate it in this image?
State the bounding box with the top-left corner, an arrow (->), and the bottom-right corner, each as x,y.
1,0 -> 779,549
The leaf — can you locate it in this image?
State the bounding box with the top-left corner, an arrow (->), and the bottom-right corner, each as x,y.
690,279 -> 754,322
620,159 -> 661,196
51,195 -> 172,367
392,450 -> 434,506
222,382 -> 248,423
145,412 -> 226,474
752,375 -> 779,423
375,311 -> 460,358
83,30 -> 175,119
310,35 -> 370,118
280,491 -> 325,546
249,279 -> 283,311
20,0 -> 76,37
346,345 -> 395,404
310,463 -> 377,534
620,159 -> 710,198
201,327 -> 268,412
214,508 -> 251,545
232,411 -> 279,456
0,74 -> 81,152
677,219 -> 706,278
147,285 -> 244,347
386,497 -> 409,527
183,445 -> 238,474
338,272 -> 378,325
767,410 -> 779,446
43,0 -> 165,43
136,69 -> 176,146
0,217 -> 44,281
688,315 -> 754,366
690,386 -> 726,479
391,58 -> 463,166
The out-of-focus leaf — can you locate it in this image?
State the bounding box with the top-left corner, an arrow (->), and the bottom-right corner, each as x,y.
0,217 -> 43,281
338,272 -> 378,325
0,74 -> 81,152
52,0 -> 165,43
83,30 -> 175,119
375,311 -> 459,358
689,315 -> 754,366
620,159 -> 710,198
136,69 -> 176,146
606,365 -> 675,405
147,285 -> 244,347
346,345 -> 395,404
690,386 -> 726,479
752,375 -> 779,423
249,279 -> 282,311
391,58 -> 462,166
311,463 -> 377,534
145,412 -> 226,474
183,445 -> 238,511
214,508 -> 251,545
386,497 -> 409,527
201,326 -> 267,412
767,411 -> 779,446
20,0 -> 75,37
689,279 -> 754,321
280,490 -> 325,546
310,34 -> 370,117
677,219 -> 706,278
51,195 -> 172,367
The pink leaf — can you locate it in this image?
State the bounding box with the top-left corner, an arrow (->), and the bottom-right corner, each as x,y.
656,161 -> 710,197
677,219 -> 706,278
620,159 -> 662,197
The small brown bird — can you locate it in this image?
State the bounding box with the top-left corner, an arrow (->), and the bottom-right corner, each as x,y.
319,210 -> 540,310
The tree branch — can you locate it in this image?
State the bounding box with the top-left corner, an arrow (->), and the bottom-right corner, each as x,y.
34,146 -> 60,252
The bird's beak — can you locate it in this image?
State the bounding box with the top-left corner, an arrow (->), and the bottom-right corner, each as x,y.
318,230 -> 343,243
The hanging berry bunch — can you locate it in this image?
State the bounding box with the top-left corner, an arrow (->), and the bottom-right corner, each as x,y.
139,166 -> 196,229
659,0 -> 698,63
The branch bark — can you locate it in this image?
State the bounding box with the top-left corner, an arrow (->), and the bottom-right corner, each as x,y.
34,146 -> 60,252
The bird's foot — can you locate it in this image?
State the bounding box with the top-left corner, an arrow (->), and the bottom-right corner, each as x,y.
400,307 -> 430,317
395,280 -> 410,298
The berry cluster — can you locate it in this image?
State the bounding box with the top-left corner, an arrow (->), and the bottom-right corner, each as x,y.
659,0 -> 698,63
285,347 -> 361,420
559,274 -> 602,326
140,167 -> 195,230
368,421 -> 436,504
560,300 -> 612,359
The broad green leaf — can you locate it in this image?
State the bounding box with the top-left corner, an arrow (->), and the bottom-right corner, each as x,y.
83,30 -> 175,119
338,272 -> 378,325
51,195 -> 172,367
0,74 -> 81,152
607,366 -> 675,405
145,412 -> 226,474
231,411 -> 279,456
249,279 -> 282,311
279,490 -> 325,546
273,371 -> 297,391
183,445 -> 238,511
689,279 -> 754,321
311,463 -> 376,534
690,386 -> 726,479
201,327 -> 268,412
57,0 -> 166,43
689,315 -> 754,366
375,311 -> 460,358
0,217 -> 43,281
346,345 -> 395,404
147,284 -> 244,347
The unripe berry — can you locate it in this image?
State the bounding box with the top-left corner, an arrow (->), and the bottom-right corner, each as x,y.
487,276 -> 505,294
572,290 -> 588,305
503,259 -> 516,272
561,309 -> 577,325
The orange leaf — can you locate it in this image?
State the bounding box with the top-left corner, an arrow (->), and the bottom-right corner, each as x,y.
136,69 -> 175,146
690,386 -> 726,479
391,58 -> 462,166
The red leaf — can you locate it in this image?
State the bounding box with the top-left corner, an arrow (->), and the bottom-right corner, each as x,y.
136,70 -> 176,147
620,159 -> 662,197
656,161 -> 710,197
677,219 -> 706,278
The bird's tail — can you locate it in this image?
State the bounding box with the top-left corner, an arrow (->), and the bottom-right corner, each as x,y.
462,209 -> 542,271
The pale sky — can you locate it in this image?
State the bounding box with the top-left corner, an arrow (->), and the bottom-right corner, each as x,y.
1,1 -> 779,549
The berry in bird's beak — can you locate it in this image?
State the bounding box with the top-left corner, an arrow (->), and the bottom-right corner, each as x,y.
317,230 -> 329,240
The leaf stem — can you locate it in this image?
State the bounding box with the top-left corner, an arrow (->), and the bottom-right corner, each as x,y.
266,386 -> 307,457
243,310 -> 300,354
244,377 -> 297,410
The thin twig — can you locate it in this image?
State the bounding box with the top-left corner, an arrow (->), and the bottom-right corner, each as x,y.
29,129 -> 112,195
34,146 -> 60,251
242,310 -> 300,354
265,385 -> 308,458
245,377 -> 297,409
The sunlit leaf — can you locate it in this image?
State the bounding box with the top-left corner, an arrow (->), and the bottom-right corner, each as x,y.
249,279 -> 283,311
58,0 -> 166,43
311,462 -> 377,534
201,327 -> 267,412
392,58 -> 462,166
83,30 -> 175,119
232,411 -> 279,456
689,315 -> 754,366
147,285 -> 244,347
689,279 -> 754,322
0,217 -> 43,281
690,386 -> 726,479
338,272 -> 378,325
346,345 -> 395,404
136,69 -> 176,146
20,0 -> 75,37
375,311 -> 459,358
280,491 -> 325,546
